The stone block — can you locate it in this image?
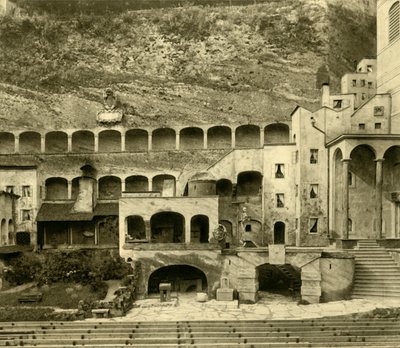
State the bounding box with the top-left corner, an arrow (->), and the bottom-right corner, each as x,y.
216,288 -> 234,301
301,285 -> 322,297
238,290 -> 257,303
301,295 -> 320,304
196,292 -> 208,302
301,271 -> 322,281
269,244 -> 286,265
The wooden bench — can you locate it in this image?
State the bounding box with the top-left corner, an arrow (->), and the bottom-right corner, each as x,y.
18,293 -> 43,303
91,308 -> 110,318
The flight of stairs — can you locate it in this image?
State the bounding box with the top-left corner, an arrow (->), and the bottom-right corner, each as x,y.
276,264 -> 301,291
349,240 -> 400,299
1,318 -> 400,347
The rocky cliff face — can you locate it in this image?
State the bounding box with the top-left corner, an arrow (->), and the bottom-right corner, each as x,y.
0,0 -> 376,129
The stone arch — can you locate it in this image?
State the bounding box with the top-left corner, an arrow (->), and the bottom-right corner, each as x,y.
45,131 -> 68,153
0,132 -> 15,154
126,215 -> 146,241
237,171 -> 262,196
45,177 -> 68,200
98,130 -> 121,152
72,130 -> 95,153
152,128 -> 175,151
147,265 -> 207,294
349,145 -> 376,238
125,175 -> 149,192
152,174 -> 176,197
180,127 -> 204,150
216,179 -> 233,197
150,211 -> 185,243
273,221 -> 285,244
98,176 -> 121,199
207,126 -> 231,149
1,219 -> 7,245
264,123 -> 290,144
126,129 -> 148,152
235,125 -> 260,148
19,131 -> 41,153
191,215 -> 209,243
256,263 -> 301,294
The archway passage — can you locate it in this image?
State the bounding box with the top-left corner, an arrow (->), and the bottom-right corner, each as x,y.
191,215 -> 209,243
216,179 -> 233,197
257,263 -> 301,297
237,171 -> 262,196
148,265 -> 207,294
0,132 -> 14,154
274,222 -> 285,244
150,212 -> 184,243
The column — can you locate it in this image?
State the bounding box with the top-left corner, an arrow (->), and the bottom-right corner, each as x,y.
259,128 -> 265,147
40,135 -> 46,153
375,158 -> 384,239
203,131 -> 208,149
67,135 -> 72,152
176,131 -> 180,150
231,129 -> 236,149
94,135 -> 99,152
121,179 -> 126,193
148,178 -> 153,191
14,135 -> 19,153
148,134 -> 152,151
185,217 -> 191,243
121,133 -> 126,152
342,159 -> 350,239
67,180 -> 72,199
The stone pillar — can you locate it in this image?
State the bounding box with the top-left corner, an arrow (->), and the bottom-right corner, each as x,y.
67,180 -> 72,199
342,159 -> 350,239
40,135 -> 46,153
259,128 -> 265,147
145,220 -> 151,241
176,131 -> 180,150
375,158 -> 384,239
94,135 -> 99,152
301,258 -> 321,304
231,129 -> 236,148
121,179 -> 126,193
185,217 -> 191,243
121,133 -> 125,152
67,134 -> 72,152
203,131 -> 208,149
14,135 -> 19,153
148,134 -> 152,151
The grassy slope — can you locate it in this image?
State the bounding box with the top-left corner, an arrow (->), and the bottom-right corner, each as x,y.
0,0 -> 376,130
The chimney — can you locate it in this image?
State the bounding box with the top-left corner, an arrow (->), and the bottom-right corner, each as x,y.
72,165 -> 97,213
321,83 -> 330,107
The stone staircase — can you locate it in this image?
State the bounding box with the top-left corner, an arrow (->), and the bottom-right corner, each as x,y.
1,318 -> 400,347
349,240 -> 400,299
276,264 -> 301,291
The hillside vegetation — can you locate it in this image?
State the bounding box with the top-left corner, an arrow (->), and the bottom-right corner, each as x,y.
0,0 -> 376,129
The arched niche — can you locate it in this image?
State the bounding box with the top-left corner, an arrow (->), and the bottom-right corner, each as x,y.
0,132 -> 15,154
190,215 -> 209,243
152,128 -> 176,151
45,177 -> 68,200
235,125 -> 260,148
98,130 -> 121,152
19,131 -> 41,153
180,127 -> 204,150
45,131 -> 68,153
207,126 -> 231,149
150,212 -> 185,243
72,130 -> 95,153
98,176 -> 121,199
264,123 -> 290,144
126,129 -> 148,152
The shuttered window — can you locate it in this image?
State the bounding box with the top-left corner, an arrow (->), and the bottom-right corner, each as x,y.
389,2 -> 400,43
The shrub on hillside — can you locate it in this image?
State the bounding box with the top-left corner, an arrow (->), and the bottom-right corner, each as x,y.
4,253 -> 42,285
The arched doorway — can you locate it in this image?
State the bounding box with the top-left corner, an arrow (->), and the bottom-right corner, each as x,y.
148,265 -> 207,294
274,221 -> 285,244
126,215 -> 146,241
150,212 -> 185,243
190,215 -> 209,243
257,263 -> 301,298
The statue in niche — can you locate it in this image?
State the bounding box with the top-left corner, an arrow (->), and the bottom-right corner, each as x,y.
96,88 -> 124,124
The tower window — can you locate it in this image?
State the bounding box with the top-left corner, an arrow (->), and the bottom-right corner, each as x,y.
310,149 -> 318,164
362,93 -> 367,100
352,80 -> 357,87
333,99 -> 342,109
276,193 -> 285,208
245,224 -> 252,232
310,218 -> 318,233
375,123 -> 382,129
359,123 -> 366,130
389,1 -> 400,43
21,210 -> 31,221
310,184 -> 318,198
368,81 -> 373,89
367,65 -> 373,72
5,186 -> 14,194
360,79 -> 366,87
275,164 -> 285,178
348,171 -> 355,187
22,186 -> 31,197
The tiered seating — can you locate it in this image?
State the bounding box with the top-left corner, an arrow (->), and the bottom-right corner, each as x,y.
1,318 -> 400,347
349,240 -> 400,299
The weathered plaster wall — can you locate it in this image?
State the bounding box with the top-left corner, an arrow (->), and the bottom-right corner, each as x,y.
0,193 -> 14,245
320,255 -> 354,302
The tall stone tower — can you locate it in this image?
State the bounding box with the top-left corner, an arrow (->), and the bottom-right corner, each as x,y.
377,0 -> 400,131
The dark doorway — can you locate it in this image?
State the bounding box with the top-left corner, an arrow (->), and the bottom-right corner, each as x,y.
191,215 -> 209,243
148,265 -> 207,294
257,263 -> 301,295
150,212 -> 184,243
274,221 -> 285,244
